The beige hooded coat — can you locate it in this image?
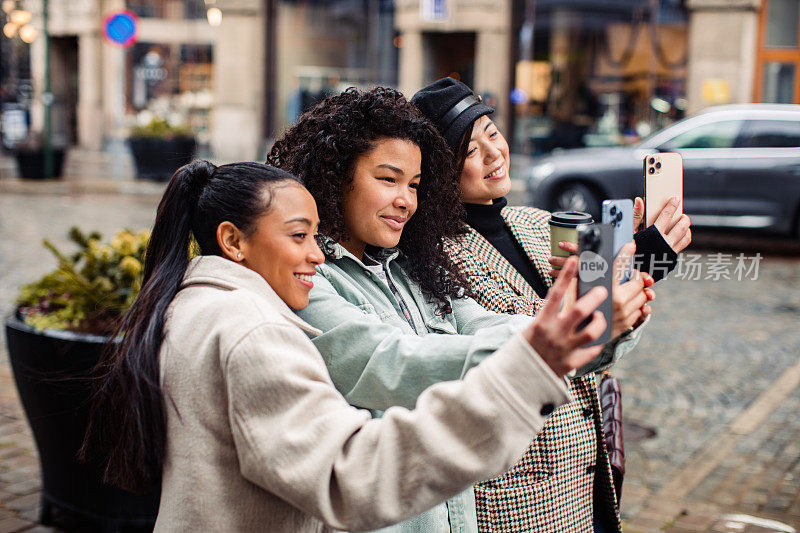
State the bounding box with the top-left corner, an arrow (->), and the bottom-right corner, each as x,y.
154,256 -> 571,532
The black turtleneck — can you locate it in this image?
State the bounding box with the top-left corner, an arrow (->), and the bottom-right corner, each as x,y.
463,198 -> 549,299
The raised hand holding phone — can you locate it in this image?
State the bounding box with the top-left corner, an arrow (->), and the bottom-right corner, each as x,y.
576,224 -> 614,346
651,197 -> 693,253
602,199 -> 634,282
644,152 -> 683,228
523,256 -> 607,377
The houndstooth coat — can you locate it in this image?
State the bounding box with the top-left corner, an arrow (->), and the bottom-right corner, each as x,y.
445,205 -> 621,532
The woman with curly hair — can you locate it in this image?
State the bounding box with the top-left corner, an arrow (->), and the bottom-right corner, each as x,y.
267,87 -> 630,532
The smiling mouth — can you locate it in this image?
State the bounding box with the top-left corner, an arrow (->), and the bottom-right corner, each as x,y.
294,273 -> 314,288
484,165 -> 505,180
380,216 -> 407,231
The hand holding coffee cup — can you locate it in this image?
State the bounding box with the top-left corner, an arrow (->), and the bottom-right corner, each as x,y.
548,211 -> 593,277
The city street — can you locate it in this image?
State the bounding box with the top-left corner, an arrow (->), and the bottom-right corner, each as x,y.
1,184 -> 800,532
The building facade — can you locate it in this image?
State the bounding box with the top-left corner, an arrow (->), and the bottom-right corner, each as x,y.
2,0 -> 798,180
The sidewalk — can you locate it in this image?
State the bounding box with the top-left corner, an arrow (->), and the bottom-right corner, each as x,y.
0,177 -> 166,197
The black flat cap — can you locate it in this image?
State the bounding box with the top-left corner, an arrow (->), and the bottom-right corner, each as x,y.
411,77 -> 494,151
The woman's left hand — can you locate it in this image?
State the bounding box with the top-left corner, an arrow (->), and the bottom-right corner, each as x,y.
634,196 -> 692,253
609,242 -> 650,337
613,270 -> 655,336
550,240 -> 655,334
548,241 -> 579,278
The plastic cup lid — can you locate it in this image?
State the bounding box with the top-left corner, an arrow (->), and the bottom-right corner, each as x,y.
549,211 -> 594,228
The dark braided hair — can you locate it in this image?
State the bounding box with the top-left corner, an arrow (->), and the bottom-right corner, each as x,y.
268,87 -> 471,315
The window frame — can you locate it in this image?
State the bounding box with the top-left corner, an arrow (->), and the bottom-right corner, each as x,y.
659,119 -> 744,150
755,0 -> 800,103
734,118 -> 800,148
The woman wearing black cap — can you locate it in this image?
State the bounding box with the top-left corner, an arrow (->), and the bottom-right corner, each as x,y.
412,78 -> 692,532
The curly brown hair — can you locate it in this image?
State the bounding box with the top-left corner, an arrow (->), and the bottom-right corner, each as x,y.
267,86 -> 471,315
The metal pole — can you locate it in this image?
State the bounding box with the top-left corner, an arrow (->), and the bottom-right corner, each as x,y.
43,0 -> 53,178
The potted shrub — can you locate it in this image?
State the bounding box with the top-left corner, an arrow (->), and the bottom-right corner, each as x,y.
12,134 -> 66,180
128,117 -> 195,182
5,227 -> 160,531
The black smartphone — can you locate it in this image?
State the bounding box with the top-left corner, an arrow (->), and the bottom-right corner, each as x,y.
577,223 -> 614,346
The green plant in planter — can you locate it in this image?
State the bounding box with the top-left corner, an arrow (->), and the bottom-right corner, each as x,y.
16,227 -> 150,336
128,117 -> 196,181
131,117 -> 191,139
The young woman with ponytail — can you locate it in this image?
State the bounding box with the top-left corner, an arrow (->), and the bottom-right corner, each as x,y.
82,160 -> 608,532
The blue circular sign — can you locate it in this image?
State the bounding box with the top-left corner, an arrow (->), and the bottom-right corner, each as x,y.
510,88 -> 527,105
104,11 -> 138,48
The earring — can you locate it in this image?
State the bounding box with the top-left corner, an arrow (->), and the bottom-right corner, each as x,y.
237,252 -> 243,260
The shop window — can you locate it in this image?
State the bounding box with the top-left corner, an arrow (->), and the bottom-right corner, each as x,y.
756,0 -> 800,103
762,63 -> 796,103
126,43 -> 214,147
127,0 -> 206,19
766,0 -> 799,47
276,0 -> 397,130
422,32 -> 475,89
510,1 -> 689,155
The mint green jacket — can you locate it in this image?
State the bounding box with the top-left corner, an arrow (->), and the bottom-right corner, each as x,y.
295,243 -> 534,412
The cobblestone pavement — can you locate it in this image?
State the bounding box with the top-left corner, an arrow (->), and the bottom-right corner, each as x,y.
0,188 -> 162,533
1,185 -> 800,532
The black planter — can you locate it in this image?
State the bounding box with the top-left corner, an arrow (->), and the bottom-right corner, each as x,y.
128,137 -> 196,182
14,149 -> 66,180
4,314 -> 159,532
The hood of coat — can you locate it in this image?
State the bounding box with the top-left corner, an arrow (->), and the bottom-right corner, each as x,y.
181,255 -> 321,336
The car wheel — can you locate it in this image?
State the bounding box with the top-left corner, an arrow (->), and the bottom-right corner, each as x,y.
552,183 -> 601,220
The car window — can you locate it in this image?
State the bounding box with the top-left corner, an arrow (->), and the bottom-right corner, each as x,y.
660,120 -> 743,150
736,119 -> 800,148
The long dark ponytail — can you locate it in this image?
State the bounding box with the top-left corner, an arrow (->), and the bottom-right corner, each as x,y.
82,161 -> 300,493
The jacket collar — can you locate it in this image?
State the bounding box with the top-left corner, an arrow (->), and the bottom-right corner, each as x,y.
500,207 -> 554,289
320,235 -> 401,266
181,255 -> 321,336
461,225 -> 543,302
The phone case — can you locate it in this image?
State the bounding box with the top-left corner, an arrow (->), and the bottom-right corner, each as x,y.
643,152 -> 683,227
602,199 -> 634,283
577,223 -> 613,346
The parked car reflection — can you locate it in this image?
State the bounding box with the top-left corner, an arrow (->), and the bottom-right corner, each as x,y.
524,104 -> 800,237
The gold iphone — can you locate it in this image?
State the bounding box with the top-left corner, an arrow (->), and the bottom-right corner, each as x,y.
643,152 -> 683,227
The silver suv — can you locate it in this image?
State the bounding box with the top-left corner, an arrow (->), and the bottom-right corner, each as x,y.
525,104 -> 800,237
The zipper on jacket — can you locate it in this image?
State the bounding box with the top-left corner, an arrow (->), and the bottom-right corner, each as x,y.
364,253 -> 420,335
381,265 -> 419,335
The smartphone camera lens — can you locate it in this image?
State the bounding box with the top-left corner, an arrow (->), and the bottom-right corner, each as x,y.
616,212 -> 623,223
648,157 -> 656,165
589,228 -> 600,251
610,206 -> 617,215
656,162 -> 662,169
648,167 -> 655,174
